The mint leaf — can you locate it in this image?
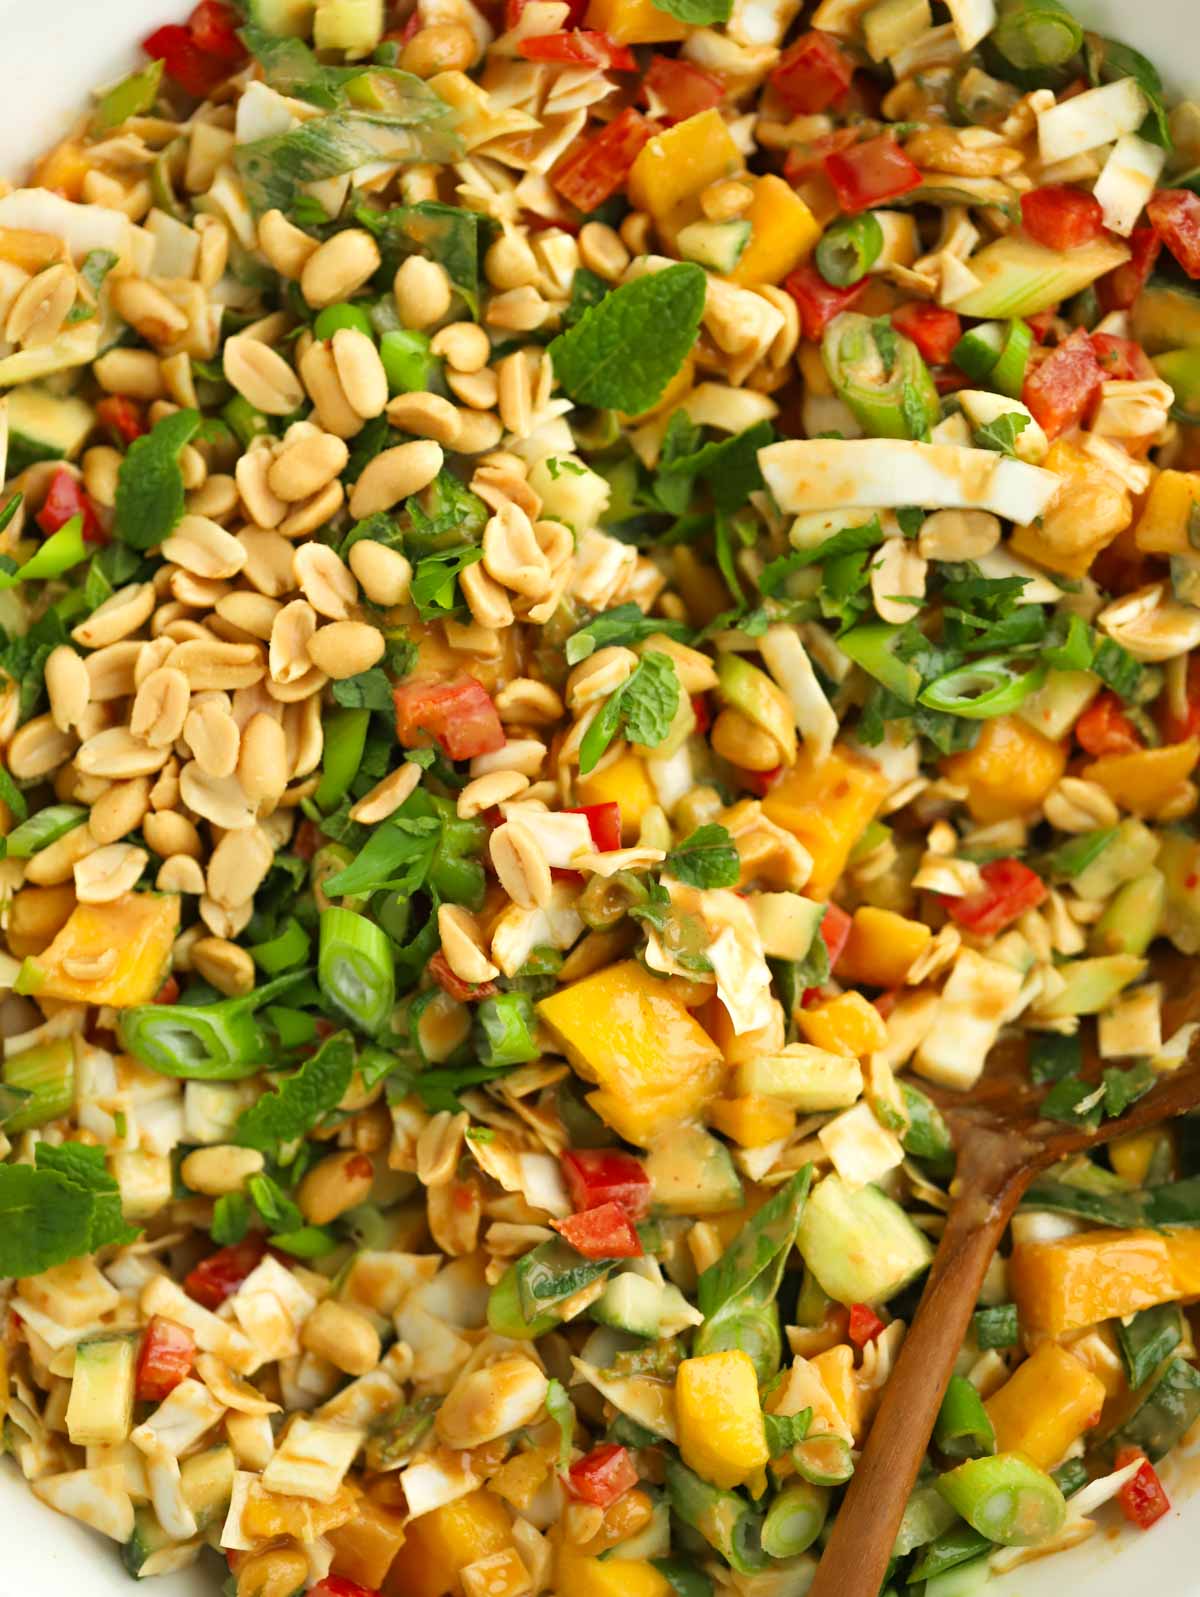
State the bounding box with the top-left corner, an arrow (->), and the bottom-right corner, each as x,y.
410,544 -> 484,618
114,408 -> 202,551
1103,1059 -> 1156,1119
1041,1074 -> 1104,1131
973,411 -> 1029,457
666,824 -> 740,889
211,1192 -> 250,1245
332,667 -> 395,711
64,249 -> 118,325
322,812 -> 441,898
1092,635 -> 1143,701
0,1165 -> 95,1276
35,1142 -> 139,1251
248,1172 -> 304,1234
577,650 -> 680,775
233,1031 -> 356,1151
764,1406 -> 812,1457
357,201 -> 486,318
565,266 -> 610,327
1029,1032 -> 1082,1085
548,263 -> 706,414
651,0 -> 731,20
566,603 -> 692,665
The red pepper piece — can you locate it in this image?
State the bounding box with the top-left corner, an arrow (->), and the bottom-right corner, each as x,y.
142,23 -> 231,97
1020,185 -> 1104,251
393,675 -> 506,760
1098,224 -> 1161,312
1090,332 -> 1154,381
642,55 -> 724,124
188,0 -> 247,60
564,801 -> 622,853
784,263 -> 865,341
568,1443 -> 639,1505
824,135 -> 922,214
96,394 -> 147,444
519,31 -> 637,69
847,1302 -> 886,1347
1075,691 -> 1143,756
771,31 -> 855,115
311,1580 -> 381,1597
891,302 -> 962,367
429,949 -> 498,1003
1022,326 -> 1104,438
946,858 -> 1047,938
553,1201 -> 644,1259
1114,1447 -> 1171,1530
552,107 -> 656,213
184,1235 -> 268,1309
135,1316 -> 196,1402
561,1148 -> 652,1220
1148,188 -> 1200,279
36,465 -> 102,543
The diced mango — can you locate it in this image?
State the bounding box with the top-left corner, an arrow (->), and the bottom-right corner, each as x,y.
327,1497 -> 407,1590
798,991 -> 887,1058
1009,1227 -> 1200,1337
941,715 -> 1067,824
728,176 -> 820,287
762,744 -> 889,899
32,139 -> 92,200
1110,1127 -> 1171,1187
576,751 -> 657,841
1082,739 -> 1200,817
811,1343 -> 868,1443
1009,441 -> 1132,578
708,1094 -> 796,1147
7,883 -> 77,958
555,1546 -> 673,1597
1133,469 -> 1200,553
676,1351 -> 769,1489
837,905 -> 932,989
18,892 -> 180,1007
585,0 -> 686,42
538,961 -> 725,1145
384,1489 -> 512,1597
984,1344 -> 1106,1471
628,110 -> 742,223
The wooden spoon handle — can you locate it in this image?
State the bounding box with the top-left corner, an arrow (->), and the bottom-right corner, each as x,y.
808,1161 -> 1032,1597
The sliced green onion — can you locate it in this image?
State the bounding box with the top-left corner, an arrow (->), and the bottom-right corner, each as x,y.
823,313 -> 940,440
319,905 -> 396,1036
380,328 -> 438,394
910,1522 -> 992,1582
315,707 -> 371,813
972,1302 -> 1019,1350
2,804 -> 87,859
761,1481 -> 829,1558
816,212 -> 884,288
920,656 -> 1046,718
901,1081 -> 955,1170
925,1556 -> 992,1597
793,1433 -> 854,1486
118,973 -> 305,1079
266,1005 -> 319,1049
313,302 -> 375,341
665,1458 -> 768,1575
693,1297 -> 783,1386
952,322 -> 1005,382
410,987 -> 471,1064
934,1374 -> 997,1460
652,1559 -> 715,1597
473,992 -> 539,1068
3,1039 -> 74,1132
269,1225 -> 339,1258
221,394 -> 270,447
94,57 -> 164,129
1051,1457 -> 1090,1498
1046,826 -> 1116,880
486,1262 -> 561,1340
991,319 -> 1033,398
990,0 -> 1083,70
0,514 -> 88,591
838,623 -> 922,704
248,917 -> 311,975
936,1452 -> 1067,1547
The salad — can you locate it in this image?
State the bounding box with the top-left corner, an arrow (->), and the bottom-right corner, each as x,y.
4,0 -> 1200,1593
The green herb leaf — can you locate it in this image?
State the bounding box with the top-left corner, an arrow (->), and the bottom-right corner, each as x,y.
410,544 -> 484,618
35,1142 -> 139,1251
973,411 -> 1030,457
902,380 -> 933,442
763,1406 -> 812,1457
248,1172 -> 304,1234
233,1031 -> 356,1151
357,201 -> 487,318
332,667 -> 395,711
114,408 -> 202,551
545,1377 -> 575,1472
666,824 -> 740,889
1102,1058 -> 1156,1119
972,1303 -> 1019,1350
548,263 -> 706,414
323,811 -> 441,898
0,1165 -> 97,1276
566,602 -> 691,664
1040,1073 -> 1104,1131
1029,1032 -> 1082,1084
623,650 -> 681,747
564,266 -> 610,327
1092,635 -> 1143,700
650,0 -> 731,21
63,249 -> 118,325
211,1191 -> 250,1246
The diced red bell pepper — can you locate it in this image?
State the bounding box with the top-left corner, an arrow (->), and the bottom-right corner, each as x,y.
783,128 -> 859,186
642,55 -> 724,124
565,802 -> 622,854
820,901 -> 852,970
135,1316 -> 196,1403
1026,310 -> 1059,343
1020,185 -> 1104,251
293,818 -> 322,861
36,465 -> 102,543
154,975 -> 181,1005
1076,691 -> 1143,756
429,948 -> 498,1003
742,764 -> 782,797
691,692 -> 712,736
771,31 -> 855,115
1098,224 -> 1161,312
1090,332 -> 1154,381
188,0 -> 246,60
824,135 -> 922,214
184,1235 -> 268,1310
785,262 -> 866,341
142,23 -> 231,98
553,1201 -> 643,1259
312,1580 -> 381,1597
1114,1447 -> 1171,1531
96,395 -> 147,445
508,0 -> 588,26
568,1443 -> 640,1505
892,302 -> 962,367
518,31 -> 637,70
394,675 -> 505,760
1022,327 -> 1104,439
1148,188 -> 1200,280
946,858 -> 1047,938
1161,656 -> 1200,743
552,107 -> 656,214
561,1148 -> 652,1220
874,989 -> 899,1020
847,1302 -> 886,1348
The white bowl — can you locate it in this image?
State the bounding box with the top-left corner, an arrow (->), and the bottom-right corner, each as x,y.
0,2 -> 1197,1593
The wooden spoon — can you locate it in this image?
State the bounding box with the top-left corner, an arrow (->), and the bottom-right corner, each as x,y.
809,967 -> 1200,1597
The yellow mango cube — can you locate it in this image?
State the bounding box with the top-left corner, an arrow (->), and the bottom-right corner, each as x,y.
576,751 -> 657,841
677,1351 -> 768,1489
1009,1229 -> 1178,1337
628,110 -> 742,223
1082,738 -> 1200,817
383,1489 -> 512,1597
585,0 -> 686,42
1109,1127 -> 1170,1187
538,961 -> 724,1145
941,715 -> 1066,824
798,991 -> 887,1058
555,1547 -> 673,1597
1009,440 -> 1132,578
327,1498 -> 407,1590
985,1344 -> 1106,1471
1134,469 -> 1200,553
708,1094 -> 796,1147
762,744 -> 889,899
19,892 -> 180,1007
728,176 -> 820,286
837,906 -> 932,989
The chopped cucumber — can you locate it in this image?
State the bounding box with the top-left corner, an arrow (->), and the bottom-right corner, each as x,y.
750,893 -> 825,962
1072,817 -> 1159,901
1017,669 -> 1099,741
951,321 -> 1005,382
313,0 -> 383,53
1036,953 -> 1146,1018
951,235 -> 1130,319
645,1126 -> 743,1216
123,1507 -> 176,1578
180,1444 -> 236,1533
1158,830 -> 1200,954
676,220 -> 752,274
248,0 -> 316,33
6,387 -> 95,475
1132,277 -> 1200,355
592,1273 -> 664,1338
66,1332 -> 137,1446
1090,869 -> 1165,957
735,1047 -> 862,1111
600,1498 -> 670,1560
797,1174 -> 933,1305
